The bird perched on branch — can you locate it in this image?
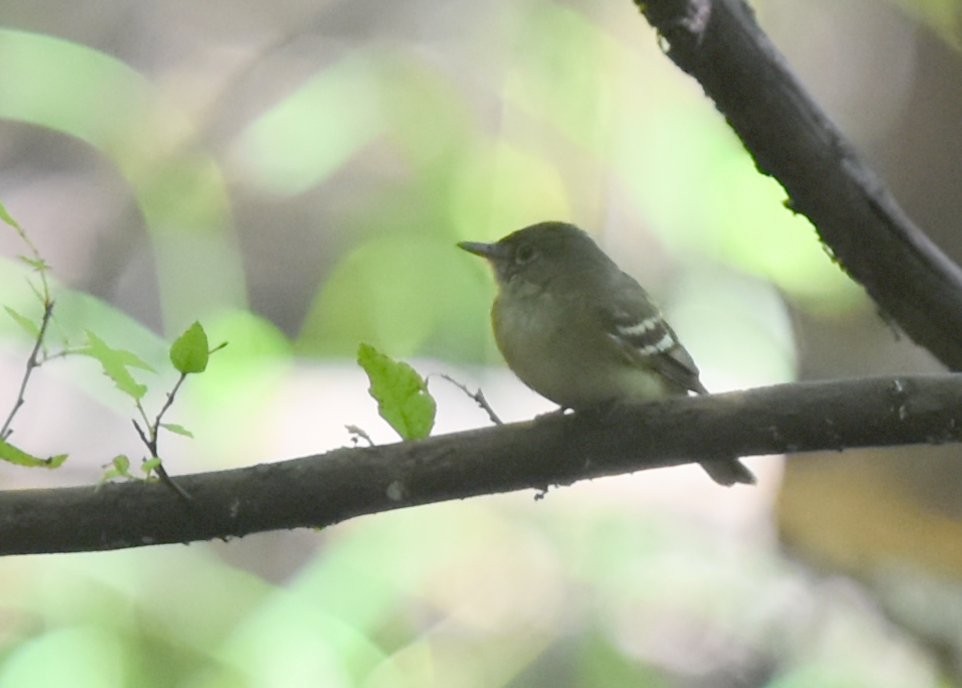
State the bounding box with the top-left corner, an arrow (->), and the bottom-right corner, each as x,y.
459,221 -> 755,487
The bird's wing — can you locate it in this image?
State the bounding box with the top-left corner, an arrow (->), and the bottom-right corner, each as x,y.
597,270 -> 708,395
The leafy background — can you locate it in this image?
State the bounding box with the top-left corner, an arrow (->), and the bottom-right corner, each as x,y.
1,0 -> 961,685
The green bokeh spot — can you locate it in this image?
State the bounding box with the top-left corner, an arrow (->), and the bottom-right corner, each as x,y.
448,141 -> 571,242
0,29 -> 245,326
234,53 -> 385,196
618,106 -> 865,313
299,233 -> 485,358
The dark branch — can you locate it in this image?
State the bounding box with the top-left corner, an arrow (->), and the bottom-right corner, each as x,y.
2,375 -> 962,556
636,0 -> 962,370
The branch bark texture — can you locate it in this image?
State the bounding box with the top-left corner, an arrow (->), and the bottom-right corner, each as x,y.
4,375 -> 962,556
637,0 -> 962,370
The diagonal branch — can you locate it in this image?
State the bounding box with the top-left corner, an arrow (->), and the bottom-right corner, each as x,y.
636,0 -> 962,370
1,374 -> 961,556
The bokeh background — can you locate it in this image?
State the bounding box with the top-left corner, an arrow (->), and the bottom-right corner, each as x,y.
1,0 -> 962,685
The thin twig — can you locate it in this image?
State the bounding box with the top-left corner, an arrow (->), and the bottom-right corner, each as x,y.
131,419 -> 151,448
1,299 -> 54,440
345,425 -> 375,447
154,373 -> 188,430
436,374 -> 503,425
41,346 -> 86,363
132,373 -> 193,502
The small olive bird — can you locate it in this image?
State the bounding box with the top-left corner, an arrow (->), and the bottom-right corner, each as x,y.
459,221 -> 755,486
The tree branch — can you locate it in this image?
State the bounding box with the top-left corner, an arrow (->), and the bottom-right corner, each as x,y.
2,375 -> 962,556
636,0 -> 962,370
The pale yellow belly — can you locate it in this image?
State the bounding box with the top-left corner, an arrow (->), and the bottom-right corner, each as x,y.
493,292 -> 671,409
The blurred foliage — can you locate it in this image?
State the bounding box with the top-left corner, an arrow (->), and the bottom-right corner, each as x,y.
0,29 -> 244,327
0,3 -> 862,360
299,232 -> 489,358
883,0 -> 962,48
619,105 -> 866,312
0,501 -> 943,687
234,53 -> 387,197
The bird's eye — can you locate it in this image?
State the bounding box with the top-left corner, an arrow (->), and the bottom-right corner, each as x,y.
515,244 -> 537,264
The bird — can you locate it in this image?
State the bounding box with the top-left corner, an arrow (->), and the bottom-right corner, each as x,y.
458,220 -> 755,486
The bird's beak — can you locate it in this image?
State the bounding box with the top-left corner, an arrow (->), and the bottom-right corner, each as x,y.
457,240 -> 508,260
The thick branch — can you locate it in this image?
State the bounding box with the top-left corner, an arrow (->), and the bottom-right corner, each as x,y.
3,375 -> 962,556
637,0 -> 962,370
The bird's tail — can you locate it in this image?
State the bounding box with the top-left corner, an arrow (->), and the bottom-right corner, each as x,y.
689,382 -> 756,486
700,458 -> 756,486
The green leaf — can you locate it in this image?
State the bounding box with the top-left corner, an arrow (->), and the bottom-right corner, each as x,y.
357,342 -> 436,440
100,454 -> 133,483
170,321 -> 209,374
0,438 -> 67,468
112,454 -> 131,475
160,422 -> 194,438
46,454 -> 68,468
142,457 -> 162,475
4,306 -> 40,338
81,330 -> 153,400
0,200 -> 21,230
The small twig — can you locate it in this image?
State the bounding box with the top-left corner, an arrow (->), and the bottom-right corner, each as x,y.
154,373 -> 188,430
345,424 -> 375,447
132,373 -> 193,502
1,299 -> 54,440
133,402 -> 152,438
131,419 -> 151,448
41,345 -> 86,362
436,374 -> 503,425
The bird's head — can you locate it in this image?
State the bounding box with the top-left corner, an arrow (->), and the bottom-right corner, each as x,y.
458,221 -> 603,291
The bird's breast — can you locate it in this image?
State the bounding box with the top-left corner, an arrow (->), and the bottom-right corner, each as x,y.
492,291 -> 669,408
